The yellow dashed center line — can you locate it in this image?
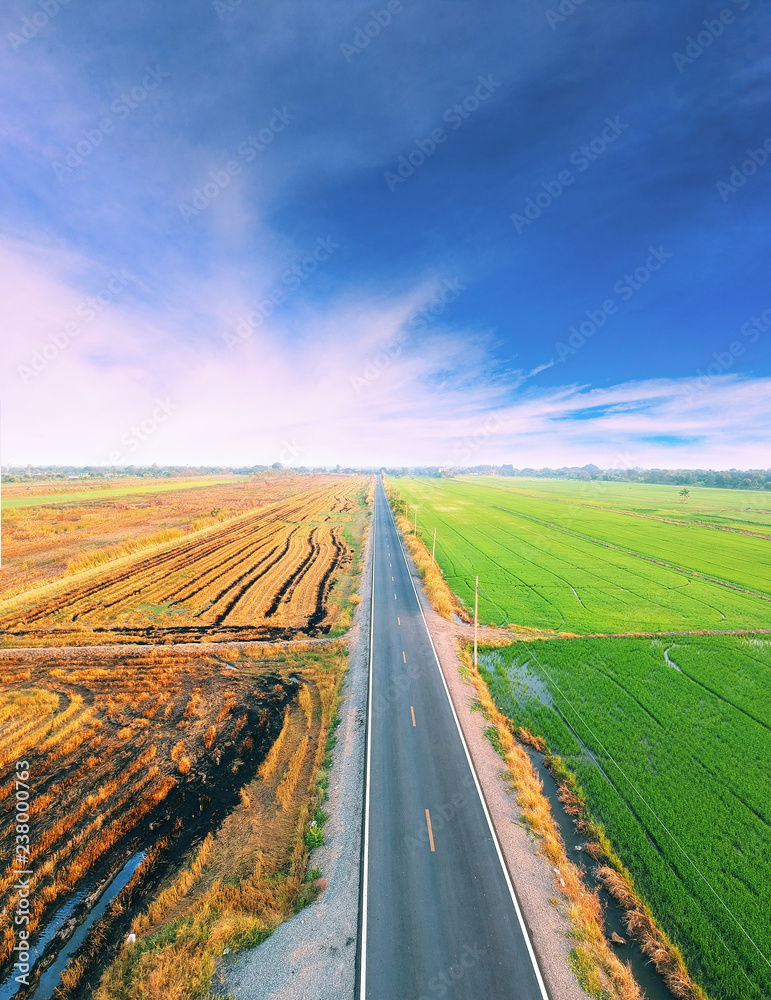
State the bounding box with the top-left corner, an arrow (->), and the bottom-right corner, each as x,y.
425,809 -> 435,852
411,705 -> 416,727
402,651 -> 406,663
397,617 -> 401,625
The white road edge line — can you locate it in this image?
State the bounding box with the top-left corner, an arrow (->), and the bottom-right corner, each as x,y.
385,483 -> 551,1000
358,485 -> 377,1000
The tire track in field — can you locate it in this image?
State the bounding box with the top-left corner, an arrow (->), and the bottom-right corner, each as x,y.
568,653 -> 771,827
527,651 -> 770,971
469,479 -> 771,541
87,522 -> 282,614
405,483 -> 731,628
490,506 -> 771,605
423,510 -> 564,627
0,487 -> 334,624
307,528 -> 346,631
264,530 -> 319,618
5,506 -> 277,623
480,506 -> 692,627
164,524 -> 287,604
665,661 -> 771,736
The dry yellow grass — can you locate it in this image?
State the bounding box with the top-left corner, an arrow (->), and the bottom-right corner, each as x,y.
276,736 -> 309,811
298,684 -> 313,729
0,474 -> 328,603
0,646 -> 300,983
0,479 -> 367,647
512,725 -> 708,1000
90,644 -> 348,1000
65,527 -> 187,574
393,512 -> 470,621
258,705 -> 291,780
595,867 -> 707,1000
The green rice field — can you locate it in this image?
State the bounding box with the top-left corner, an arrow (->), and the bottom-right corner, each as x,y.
394,477 -> 771,633
392,477 -> 771,1000
479,635 -> 771,1000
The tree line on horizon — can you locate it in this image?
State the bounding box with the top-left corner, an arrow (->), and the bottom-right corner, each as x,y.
3,464 -> 771,491
382,464 -> 771,490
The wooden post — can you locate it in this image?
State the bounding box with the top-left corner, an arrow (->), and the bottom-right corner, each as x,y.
413,506 -> 418,535
432,527 -> 436,566
474,575 -> 478,669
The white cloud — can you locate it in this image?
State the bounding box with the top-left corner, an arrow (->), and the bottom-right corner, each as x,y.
1,235 -> 769,470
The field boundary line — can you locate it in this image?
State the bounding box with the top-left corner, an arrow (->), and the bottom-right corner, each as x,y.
385,482 -> 551,1000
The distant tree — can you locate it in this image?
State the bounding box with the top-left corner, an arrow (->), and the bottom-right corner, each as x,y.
679,488 -> 690,502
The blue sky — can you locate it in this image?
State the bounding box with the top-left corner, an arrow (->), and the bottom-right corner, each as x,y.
1,0 -> 770,467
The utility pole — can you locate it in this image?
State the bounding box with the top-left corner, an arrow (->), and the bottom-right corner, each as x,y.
431,527 -> 436,566
474,575 -> 478,669
413,506 -> 418,535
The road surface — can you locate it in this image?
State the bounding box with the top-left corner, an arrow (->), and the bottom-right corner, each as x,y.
360,477 -> 549,1000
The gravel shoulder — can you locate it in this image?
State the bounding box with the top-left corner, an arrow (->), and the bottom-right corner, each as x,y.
218,527 -> 372,1000
400,543 -> 586,1000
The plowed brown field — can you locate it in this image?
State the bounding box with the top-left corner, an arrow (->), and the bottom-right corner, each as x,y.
0,479 -> 367,647
0,474 -> 341,603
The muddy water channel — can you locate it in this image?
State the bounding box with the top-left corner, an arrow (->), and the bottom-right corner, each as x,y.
0,851 -> 145,1000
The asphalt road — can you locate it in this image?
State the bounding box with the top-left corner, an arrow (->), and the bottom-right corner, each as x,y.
360,478 -> 549,1000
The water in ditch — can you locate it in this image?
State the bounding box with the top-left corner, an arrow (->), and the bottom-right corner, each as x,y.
523,746 -> 673,1000
0,850 -> 145,1000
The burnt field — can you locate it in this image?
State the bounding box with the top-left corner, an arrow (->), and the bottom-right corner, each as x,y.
0,479 -> 367,648
0,642 -> 347,999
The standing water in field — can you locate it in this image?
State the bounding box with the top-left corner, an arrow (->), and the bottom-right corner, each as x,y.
483,649 -> 553,708
0,851 -> 145,1000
